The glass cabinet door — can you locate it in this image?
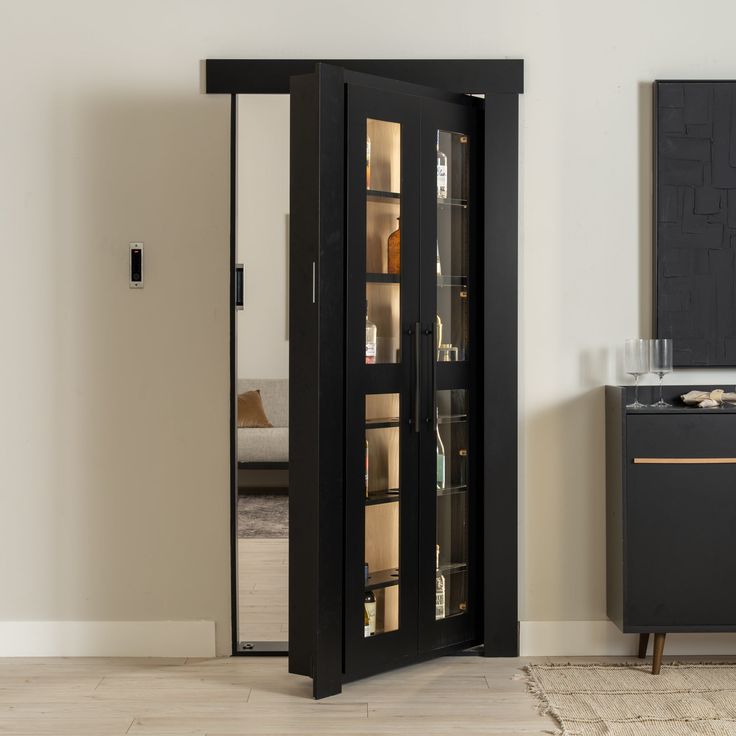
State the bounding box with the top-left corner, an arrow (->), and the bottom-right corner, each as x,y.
345,86 -> 421,678
420,109 -> 479,650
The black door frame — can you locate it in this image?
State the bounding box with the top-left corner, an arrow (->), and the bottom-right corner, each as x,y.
204,59 -> 523,677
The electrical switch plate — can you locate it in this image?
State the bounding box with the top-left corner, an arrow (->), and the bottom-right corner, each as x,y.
129,242 -> 143,288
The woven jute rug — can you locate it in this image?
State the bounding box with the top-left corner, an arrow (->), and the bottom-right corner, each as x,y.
526,662 -> 736,736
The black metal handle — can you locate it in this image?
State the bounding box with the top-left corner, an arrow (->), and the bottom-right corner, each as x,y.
431,319 -> 438,429
413,323 -> 421,432
235,264 -> 244,309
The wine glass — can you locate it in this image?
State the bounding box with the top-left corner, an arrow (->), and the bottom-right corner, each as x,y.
649,338 -> 673,408
624,338 -> 650,409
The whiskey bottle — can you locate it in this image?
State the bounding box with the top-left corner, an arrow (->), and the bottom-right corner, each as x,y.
366,136 -> 372,189
436,408 -> 445,490
436,240 -> 442,277
365,300 -> 377,364
437,132 -> 448,200
435,544 -> 446,620
364,589 -> 377,636
387,217 -> 400,274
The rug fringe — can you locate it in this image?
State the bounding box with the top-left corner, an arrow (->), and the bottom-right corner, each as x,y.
523,664 -> 581,736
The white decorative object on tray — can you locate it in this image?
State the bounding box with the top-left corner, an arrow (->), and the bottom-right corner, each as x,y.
681,389 -> 736,408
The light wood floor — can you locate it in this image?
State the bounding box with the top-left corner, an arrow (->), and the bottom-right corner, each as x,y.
0,655 -> 557,734
238,538 -> 288,642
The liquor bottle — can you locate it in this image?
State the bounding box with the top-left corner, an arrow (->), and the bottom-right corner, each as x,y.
364,589 -> 377,636
436,240 -> 442,277
366,136 -> 372,189
437,132 -> 448,200
365,439 -> 370,497
387,218 -> 400,274
435,544 -> 446,620
436,408 -> 445,490
365,300 -> 377,364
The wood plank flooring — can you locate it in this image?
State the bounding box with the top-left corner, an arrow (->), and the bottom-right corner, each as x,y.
238,538 -> 287,642
0,655 -> 556,735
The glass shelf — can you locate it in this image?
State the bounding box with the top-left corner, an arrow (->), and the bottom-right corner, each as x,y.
366,417 -> 400,429
436,484 -> 468,498
437,414 -> 468,425
439,562 -> 468,576
366,490 -> 400,506
437,275 -> 468,288
367,273 -> 401,284
437,197 -> 467,208
367,189 -> 401,202
366,567 -> 400,591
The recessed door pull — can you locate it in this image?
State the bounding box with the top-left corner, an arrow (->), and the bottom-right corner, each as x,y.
312,261 -> 316,304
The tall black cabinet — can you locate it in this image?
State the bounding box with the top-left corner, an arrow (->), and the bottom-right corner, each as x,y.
287,63 -> 522,698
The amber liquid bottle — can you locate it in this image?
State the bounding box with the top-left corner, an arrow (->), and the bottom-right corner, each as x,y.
387,217 -> 400,274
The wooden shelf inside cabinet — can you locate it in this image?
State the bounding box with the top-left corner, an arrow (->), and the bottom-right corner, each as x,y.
367,189 -> 401,203
366,273 -> 400,284
365,567 -> 400,591
436,484 -> 468,498
366,417 -> 400,429
366,490 -> 400,506
437,275 -> 468,288
437,414 -> 468,425
437,197 -> 468,208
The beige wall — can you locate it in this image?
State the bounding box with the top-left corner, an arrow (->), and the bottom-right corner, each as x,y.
4,0 -> 736,656
236,95 -> 290,380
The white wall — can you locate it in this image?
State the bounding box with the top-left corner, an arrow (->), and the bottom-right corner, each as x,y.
236,95 -> 290,379
4,0 -> 736,657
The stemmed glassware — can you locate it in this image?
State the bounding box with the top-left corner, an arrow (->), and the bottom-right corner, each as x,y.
624,338 -> 650,409
649,338 -> 673,408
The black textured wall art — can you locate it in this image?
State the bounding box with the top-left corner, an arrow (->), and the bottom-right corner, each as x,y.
656,80 -> 736,367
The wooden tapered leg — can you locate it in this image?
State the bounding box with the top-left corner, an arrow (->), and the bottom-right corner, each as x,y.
652,633 -> 666,675
638,633 -> 650,659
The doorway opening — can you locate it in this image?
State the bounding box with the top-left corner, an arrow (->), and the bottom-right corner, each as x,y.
233,94 -> 290,654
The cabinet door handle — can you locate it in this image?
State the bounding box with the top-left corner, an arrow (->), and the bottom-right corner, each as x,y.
431,319 -> 438,429
413,323 -> 421,433
634,457 -> 736,464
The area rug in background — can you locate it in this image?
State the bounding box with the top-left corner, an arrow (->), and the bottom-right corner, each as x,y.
237,493 -> 288,539
526,662 -> 736,736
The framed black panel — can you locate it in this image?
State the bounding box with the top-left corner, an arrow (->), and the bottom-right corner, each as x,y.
655,80 -> 736,367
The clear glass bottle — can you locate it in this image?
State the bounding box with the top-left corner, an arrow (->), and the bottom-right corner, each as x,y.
437,132 -> 448,200
387,217 -> 400,274
364,589 -> 376,636
436,408 -> 445,490
435,544 -> 446,620
366,136 -> 372,189
365,300 -> 377,364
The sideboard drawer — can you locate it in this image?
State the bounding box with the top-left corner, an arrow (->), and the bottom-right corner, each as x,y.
627,413 -> 736,461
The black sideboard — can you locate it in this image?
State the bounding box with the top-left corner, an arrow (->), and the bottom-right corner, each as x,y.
606,384 -> 736,674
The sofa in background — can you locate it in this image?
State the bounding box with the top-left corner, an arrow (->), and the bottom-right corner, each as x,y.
237,378 -> 288,469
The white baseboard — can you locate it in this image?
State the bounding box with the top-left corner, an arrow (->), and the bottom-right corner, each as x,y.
0,621 -> 216,657
521,620 -> 736,657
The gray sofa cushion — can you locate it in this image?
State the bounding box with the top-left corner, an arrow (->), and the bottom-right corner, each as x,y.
236,378 -> 289,463
237,378 -> 288,428
237,427 -> 288,463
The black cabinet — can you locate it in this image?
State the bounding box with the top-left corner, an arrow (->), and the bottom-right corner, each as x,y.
606,385 -> 736,672
289,63 -> 521,698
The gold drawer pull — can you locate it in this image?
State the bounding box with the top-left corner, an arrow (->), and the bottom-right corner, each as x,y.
634,457 -> 736,464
